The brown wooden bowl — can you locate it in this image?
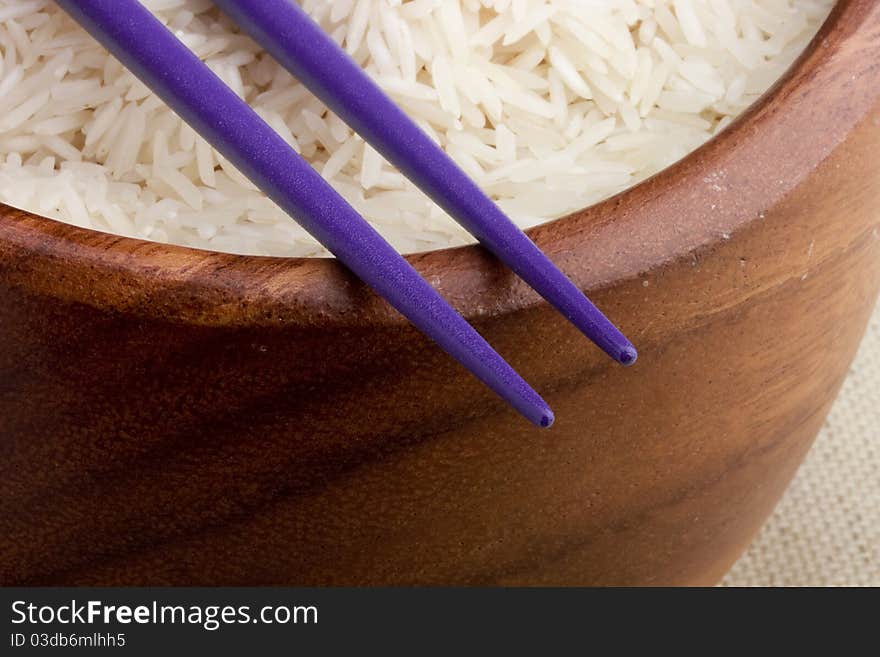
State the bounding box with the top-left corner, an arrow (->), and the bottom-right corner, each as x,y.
1,1 -> 879,586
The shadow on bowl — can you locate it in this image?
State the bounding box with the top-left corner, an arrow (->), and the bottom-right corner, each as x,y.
1,0 -> 879,585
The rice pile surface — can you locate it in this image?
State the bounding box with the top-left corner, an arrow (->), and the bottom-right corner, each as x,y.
0,0 -> 833,256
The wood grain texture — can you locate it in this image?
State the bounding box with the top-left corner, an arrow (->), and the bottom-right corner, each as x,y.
1,0 -> 879,585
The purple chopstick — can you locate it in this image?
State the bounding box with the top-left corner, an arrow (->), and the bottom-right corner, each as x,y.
211,0 -> 637,368
55,0 -> 553,428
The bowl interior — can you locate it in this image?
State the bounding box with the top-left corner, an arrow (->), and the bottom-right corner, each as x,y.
0,1 -> 857,325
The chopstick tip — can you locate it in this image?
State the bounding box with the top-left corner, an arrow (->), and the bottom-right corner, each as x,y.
618,343 -> 638,367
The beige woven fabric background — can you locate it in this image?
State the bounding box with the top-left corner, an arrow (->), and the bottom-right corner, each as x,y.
722,301 -> 880,586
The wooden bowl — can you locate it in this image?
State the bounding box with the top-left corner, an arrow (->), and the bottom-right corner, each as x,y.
1,0 -> 879,586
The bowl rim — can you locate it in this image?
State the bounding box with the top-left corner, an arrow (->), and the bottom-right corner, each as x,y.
1,0 -> 877,327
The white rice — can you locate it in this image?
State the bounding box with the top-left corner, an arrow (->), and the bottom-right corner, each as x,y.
0,0 -> 833,257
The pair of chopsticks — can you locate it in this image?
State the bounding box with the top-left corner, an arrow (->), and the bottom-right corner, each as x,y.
56,0 -> 636,428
